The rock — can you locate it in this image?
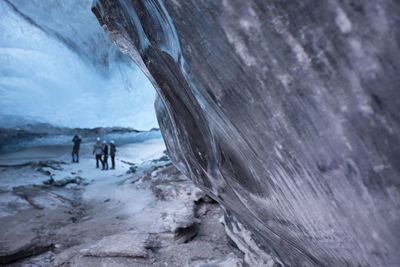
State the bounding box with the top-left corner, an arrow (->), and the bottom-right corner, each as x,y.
151,182 -> 204,202
43,176 -> 83,187
152,201 -> 199,234
80,231 -> 151,258
93,0 -> 400,266
196,203 -> 210,217
37,167 -> 52,176
199,195 -> 216,204
174,223 -> 199,244
126,166 -> 137,174
0,235 -> 53,264
189,252 -> 244,267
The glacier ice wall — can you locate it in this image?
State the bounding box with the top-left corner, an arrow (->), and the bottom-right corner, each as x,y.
0,0 -> 157,130
93,0 -> 400,266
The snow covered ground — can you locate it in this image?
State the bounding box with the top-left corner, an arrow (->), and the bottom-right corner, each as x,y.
0,139 -> 243,266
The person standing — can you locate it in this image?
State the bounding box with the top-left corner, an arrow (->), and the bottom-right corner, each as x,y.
101,140 -> 109,170
72,134 -> 82,163
93,137 -> 103,168
109,140 -> 117,169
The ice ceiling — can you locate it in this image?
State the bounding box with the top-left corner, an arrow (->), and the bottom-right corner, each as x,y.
0,0 -> 158,130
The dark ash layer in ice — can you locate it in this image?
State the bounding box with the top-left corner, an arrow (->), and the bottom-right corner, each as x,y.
92,1 -> 400,266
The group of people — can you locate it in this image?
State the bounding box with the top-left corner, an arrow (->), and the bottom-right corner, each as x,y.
93,137 -> 117,170
71,134 -> 117,170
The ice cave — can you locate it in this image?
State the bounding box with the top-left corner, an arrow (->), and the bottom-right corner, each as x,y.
0,0 -> 399,266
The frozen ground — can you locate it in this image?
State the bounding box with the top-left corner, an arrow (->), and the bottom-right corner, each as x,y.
0,139 -> 243,266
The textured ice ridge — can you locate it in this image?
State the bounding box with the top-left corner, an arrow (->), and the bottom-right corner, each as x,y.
92,1 -> 400,266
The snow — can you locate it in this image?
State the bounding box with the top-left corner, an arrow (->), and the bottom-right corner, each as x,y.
0,138 -> 243,266
0,0 -> 157,130
81,139 -> 166,215
0,138 -> 166,218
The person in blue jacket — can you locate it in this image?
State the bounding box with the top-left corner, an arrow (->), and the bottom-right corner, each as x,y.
71,134 -> 82,163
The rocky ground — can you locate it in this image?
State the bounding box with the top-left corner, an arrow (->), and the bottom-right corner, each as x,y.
0,139 -> 243,266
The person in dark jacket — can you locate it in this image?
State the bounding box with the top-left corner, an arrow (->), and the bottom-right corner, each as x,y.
109,140 -> 117,169
72,134 -> 82,163
93,137 -> 103,168
101,140 -> 109,170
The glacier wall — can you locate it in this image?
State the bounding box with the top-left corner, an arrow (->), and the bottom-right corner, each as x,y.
92,0 -> 400,266
0,0 -> 157,130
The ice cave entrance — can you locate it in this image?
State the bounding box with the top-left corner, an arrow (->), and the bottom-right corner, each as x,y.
0,0 -> 160,152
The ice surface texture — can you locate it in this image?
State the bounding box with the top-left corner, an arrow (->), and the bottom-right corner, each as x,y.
92,1 -> 400,266
0,0 -> 157,130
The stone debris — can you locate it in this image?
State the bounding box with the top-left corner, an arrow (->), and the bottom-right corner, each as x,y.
0,235 -> 54,265
80,231 -> 151,258
0,141 -> 243,266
